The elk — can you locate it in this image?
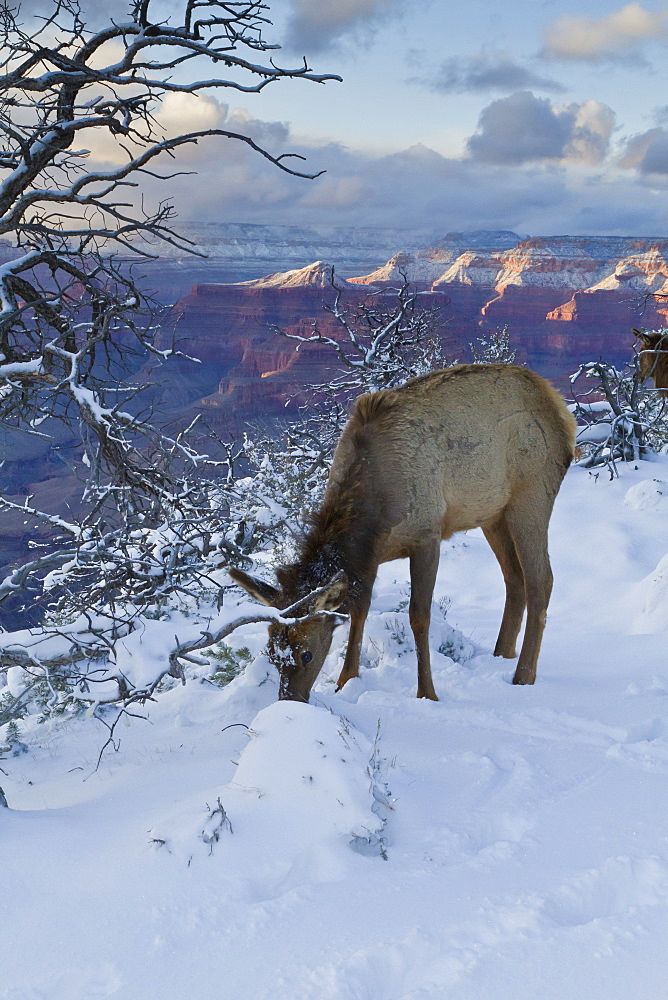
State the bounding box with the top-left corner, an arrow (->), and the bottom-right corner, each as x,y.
230,365 -> 576,702
634,328 -> 668,394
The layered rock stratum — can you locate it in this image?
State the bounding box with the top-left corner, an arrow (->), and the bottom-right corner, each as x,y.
155,234 -> 668,432
4,228 -> 668,604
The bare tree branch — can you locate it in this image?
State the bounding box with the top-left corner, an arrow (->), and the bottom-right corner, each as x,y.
274,270 -> 449,395
0,1 -> 339,727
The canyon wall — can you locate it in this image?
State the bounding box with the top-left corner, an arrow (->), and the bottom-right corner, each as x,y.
4,232 -> 668,601
153,238 -> 668,434
152,265 -> 459,431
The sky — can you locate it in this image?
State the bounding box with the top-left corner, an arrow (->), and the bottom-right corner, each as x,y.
43,0 -> 668,236
165,0 -> 668,237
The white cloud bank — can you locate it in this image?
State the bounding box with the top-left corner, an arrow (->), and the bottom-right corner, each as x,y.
543,3 -> 668,60
75,90 -> 668,238
128,118 -> 668,237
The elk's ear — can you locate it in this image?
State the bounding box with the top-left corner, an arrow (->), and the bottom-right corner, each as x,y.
228,567 -> 281,607
313,571 -> 349,613
634,328 -> 652,346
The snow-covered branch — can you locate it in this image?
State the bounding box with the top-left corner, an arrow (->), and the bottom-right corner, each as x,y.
274,271 -> 452,396
0,0 -> 340,669
569,354 -> 668,472
0,0 -> 339,248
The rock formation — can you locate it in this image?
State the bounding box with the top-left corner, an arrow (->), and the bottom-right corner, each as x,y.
156,237 -> 668,431
5,231 -> 668,599
149,263 -> 457,429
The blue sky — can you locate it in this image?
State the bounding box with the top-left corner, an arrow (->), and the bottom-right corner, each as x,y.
261,1 -> 645,156
88,1 -> 668,235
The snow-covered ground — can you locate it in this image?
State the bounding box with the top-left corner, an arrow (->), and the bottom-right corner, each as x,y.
4,458 -> 668,1000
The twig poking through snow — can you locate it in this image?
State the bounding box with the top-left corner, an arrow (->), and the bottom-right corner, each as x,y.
201,797 -> 233,852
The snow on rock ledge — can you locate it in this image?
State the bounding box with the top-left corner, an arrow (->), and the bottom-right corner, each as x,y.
230,260 -> 336,288
636,552 -> 668,633
624,479 -> 668,512
150,702 -> 388,891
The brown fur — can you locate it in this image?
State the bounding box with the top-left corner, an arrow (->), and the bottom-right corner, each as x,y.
634,328 -> 668,396
232,364 -> 576,702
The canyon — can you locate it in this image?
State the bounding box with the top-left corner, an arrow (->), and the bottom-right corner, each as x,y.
151,232 -> 668,434
3,227 -> 668,602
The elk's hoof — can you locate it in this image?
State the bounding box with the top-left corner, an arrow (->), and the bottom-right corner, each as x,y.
493,641 -> 518,658
335,673 -> 358,692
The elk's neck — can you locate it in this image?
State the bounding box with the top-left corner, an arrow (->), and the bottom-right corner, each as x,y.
281,480 -> 381,611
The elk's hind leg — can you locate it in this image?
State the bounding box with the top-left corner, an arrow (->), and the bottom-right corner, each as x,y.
409,538 -> 440,701
504,495 -> 555,685
483,516 -> 526,659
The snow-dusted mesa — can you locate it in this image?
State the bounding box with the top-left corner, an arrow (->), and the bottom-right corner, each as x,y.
230,260 -> 337,288
347,234 -> 668,302
586,250 -> 668,295
349,249 -> 460,286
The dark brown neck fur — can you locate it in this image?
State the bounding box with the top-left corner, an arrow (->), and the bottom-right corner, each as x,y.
276,421 -> 384,609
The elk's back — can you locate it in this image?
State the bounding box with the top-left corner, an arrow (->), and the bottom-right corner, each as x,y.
326,365 -> 575,555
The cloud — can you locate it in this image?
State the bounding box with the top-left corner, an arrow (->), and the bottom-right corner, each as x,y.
82,92 -> 232,168
567,100 -> 617,164
223,109 -> 292,153
78,97 -> 668,242
124,129 -> 668,237
467,92 -> 614,166
300,174 -> 372,208
543,3 -> 668,61
619,126 -> 668,173
272,140 -> 668,237
423,53 -> 565,95
157,92 -> 229,135
285,0 -> 403,52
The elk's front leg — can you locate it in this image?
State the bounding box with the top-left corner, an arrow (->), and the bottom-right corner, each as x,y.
409,538 -> 440,701
336,597 -> 371,691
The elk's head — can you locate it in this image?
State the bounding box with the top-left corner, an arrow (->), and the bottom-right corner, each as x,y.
635,328 -> 668,395
228,567 -> 348,702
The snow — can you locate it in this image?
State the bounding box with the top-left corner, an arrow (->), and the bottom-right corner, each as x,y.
4,458 -> 668,998
148,700 -> 386,884
623,478 -> 668,512
0,357 -> 43,377
227,260 -> 336,288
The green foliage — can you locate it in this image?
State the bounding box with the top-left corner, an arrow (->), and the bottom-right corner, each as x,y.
384,616 -> 410,650
437,639 -> 460,660
0,689 -> 20,723
1,719 -> 28,757
208,644 -> 253,687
